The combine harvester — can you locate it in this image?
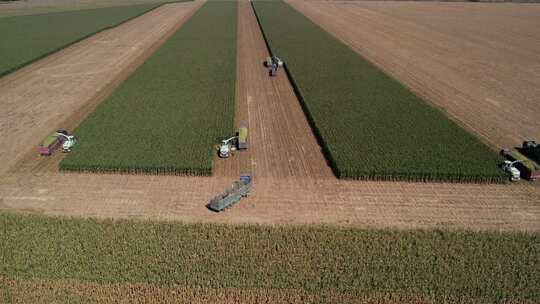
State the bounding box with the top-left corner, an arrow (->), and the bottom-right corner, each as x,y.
500,140 -> 540,182
207,175 -> 252,212
38,130 -> 76,156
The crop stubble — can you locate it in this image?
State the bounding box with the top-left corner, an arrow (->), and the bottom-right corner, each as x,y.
288,0 -> 540,149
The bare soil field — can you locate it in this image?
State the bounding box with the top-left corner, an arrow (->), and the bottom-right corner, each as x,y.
289,0 -> 540,149
0,0 -> 539,232
1,1 -> 203,175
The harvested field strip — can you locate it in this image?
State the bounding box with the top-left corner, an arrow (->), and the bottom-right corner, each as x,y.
251,1 -> 504,183
60,1 -> 237,175
0,3 -> 173,77
1,213 -> 538,302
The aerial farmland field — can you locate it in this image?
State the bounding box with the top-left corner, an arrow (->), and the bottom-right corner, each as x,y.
0,0 -> 175,17
1,213 -> 539,303
60,1 -> 237,175
0,1 -> 201,175
288,0 -> 540,150
252,0 -> 505,183
0,3 -> 171,77
0,0 -> 539,303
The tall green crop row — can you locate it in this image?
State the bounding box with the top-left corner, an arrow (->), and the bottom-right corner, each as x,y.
60,1 -> 237,175
1,213 -> 538,302
0,3 -> 171,77
252,1 -> 505,183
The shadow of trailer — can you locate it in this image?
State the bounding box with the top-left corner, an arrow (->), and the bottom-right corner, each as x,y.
207,175 -> 252,212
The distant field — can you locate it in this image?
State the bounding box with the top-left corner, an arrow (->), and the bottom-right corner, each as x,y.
252,1 -> 505,183
0,0 -> 174,18
60,1 -> 237,175
0,3 -> 173,77
1,213 -> 538,303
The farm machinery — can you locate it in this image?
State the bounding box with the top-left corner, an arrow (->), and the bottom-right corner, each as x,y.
219,136 -> 237,158
207,175 -> 252,212
500,141 -> 540,182
264,55 -> 283,77
217,124 -> 248,158
38,130 -> 77,156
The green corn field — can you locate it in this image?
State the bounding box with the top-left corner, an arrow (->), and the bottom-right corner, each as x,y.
1,213 -> 538,303
0,3 -> 170,77
60,1 -> 237,175
252,1 -> 506,183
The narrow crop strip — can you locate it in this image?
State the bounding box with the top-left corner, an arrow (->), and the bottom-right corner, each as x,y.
60,1 -> 237,175
251,1 -> 505,183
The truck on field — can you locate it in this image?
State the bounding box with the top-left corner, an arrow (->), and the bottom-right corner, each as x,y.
38,130 -> 77,156
207,175 -> 252,212
500,148 -> 540,181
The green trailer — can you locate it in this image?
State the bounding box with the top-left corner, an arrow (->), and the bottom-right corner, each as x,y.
238,124 -> 248,150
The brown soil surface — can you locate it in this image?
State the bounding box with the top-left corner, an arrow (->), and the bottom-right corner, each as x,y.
288,0 -> 540,149
1,172 -> 539,231
1,1 -> 203,175
0,0 -> 539,232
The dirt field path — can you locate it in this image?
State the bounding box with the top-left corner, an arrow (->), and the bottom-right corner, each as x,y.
288,0 -> 540,149
1,172 -> 539,231
0,1 -> 203,175
213,0 -> 333,179
0,0 -> 539,232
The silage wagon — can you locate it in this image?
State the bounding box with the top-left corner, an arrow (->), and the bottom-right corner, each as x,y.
207,175 -> 252,212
